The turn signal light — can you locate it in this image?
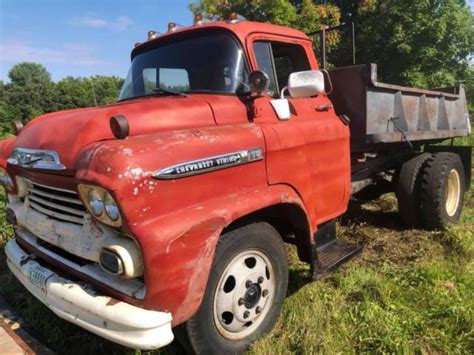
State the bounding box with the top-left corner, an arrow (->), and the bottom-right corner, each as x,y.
100,248 -> 124,275
110,114 -> 129,139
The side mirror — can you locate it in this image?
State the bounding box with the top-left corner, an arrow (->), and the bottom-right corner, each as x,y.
288,70 -> 325,98
248,70 -> 270,96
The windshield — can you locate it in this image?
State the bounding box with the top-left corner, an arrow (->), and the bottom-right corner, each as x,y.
118,31 -> 248,101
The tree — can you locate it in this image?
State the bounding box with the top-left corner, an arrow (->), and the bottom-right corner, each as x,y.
335,0 -> 474,87
190,0 -> 473,90
4,62 -> 55,122
0,63 -> 124,136
189,0 -> 341,49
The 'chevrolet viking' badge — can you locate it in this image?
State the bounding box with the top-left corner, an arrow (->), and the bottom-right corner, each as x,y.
153,148 -> 263,179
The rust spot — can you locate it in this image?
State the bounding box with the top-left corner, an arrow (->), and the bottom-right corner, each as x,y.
106,298 -> 120,306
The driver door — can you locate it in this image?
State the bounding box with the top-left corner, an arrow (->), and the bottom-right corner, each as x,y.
249,38 -> 350,226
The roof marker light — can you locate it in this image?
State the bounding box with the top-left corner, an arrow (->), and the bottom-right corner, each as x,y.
147,30 -> 159,40
228,12 -> 240,24
194,13 -> 203,25
168,22 -> 177,32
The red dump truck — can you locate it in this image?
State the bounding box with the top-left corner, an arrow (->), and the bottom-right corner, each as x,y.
0,17 -> 471,354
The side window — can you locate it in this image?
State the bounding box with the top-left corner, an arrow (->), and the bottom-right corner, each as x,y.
252,41 -> 277,97
271,42 -> 311,93
252,40 -> 311,96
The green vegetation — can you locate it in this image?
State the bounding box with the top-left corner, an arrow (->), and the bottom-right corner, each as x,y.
0,62 -> 123,135
192,0 -> 474,96
0,132 -> 472,353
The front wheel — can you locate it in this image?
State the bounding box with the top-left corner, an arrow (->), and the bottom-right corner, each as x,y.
180,222 -> 288,354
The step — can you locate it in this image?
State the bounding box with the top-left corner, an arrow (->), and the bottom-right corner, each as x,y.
311,240 -> 362,280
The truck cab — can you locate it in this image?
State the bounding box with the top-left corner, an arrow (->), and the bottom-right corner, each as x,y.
0,18 -> 470,354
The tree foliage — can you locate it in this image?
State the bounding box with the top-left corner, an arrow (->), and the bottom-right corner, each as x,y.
191,0 -> 474,90
3,62 -> 55,123
0,62 -> 123,136
347,0 -> 474,87
190,0 -> 341,48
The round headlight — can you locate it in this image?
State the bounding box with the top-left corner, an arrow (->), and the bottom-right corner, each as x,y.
104,193 -> 120,221
89,189 -> 104,216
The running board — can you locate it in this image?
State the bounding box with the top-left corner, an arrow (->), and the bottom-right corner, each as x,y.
310,220 -> 362,280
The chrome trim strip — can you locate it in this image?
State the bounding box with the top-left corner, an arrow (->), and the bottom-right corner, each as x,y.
153,147 -> 263,180
7,148 -> 66,170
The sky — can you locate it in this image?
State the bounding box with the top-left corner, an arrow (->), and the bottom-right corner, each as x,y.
0,0 -> 194,81
1,0 -> 473,82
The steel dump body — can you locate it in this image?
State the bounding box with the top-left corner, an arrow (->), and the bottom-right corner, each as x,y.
328,64 -> 470,153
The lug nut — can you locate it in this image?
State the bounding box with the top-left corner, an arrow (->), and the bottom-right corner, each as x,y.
243,311 -> 250,319
238,298 -> 245,306
256,306 -> 262,314
262,289 -> 268,297
245,280 -> 252,288
258,276 -> 264,284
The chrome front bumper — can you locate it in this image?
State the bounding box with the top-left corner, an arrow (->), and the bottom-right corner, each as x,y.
5,239 -> 174,350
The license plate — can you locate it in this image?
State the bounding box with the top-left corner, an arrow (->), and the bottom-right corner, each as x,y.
28,264 -> 53,292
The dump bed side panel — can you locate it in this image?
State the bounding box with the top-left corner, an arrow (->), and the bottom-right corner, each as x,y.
327,64 -> 470,153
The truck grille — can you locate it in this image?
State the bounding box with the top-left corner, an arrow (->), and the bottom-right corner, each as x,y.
27,182 -> 86,225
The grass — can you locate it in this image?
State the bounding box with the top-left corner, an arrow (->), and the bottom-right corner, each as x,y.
0,137 -> 472,354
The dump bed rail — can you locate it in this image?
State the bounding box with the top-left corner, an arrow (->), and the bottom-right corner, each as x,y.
327,64 -> 470,153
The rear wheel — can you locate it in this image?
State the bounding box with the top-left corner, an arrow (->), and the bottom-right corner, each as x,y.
420,153 -> 465,229
180,222 -> 288,354
396,153 -> 431,227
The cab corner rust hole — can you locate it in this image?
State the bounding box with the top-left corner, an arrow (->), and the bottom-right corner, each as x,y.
221,312 -> 234,325
244,257 -> 256,269
223,275 -> 236,293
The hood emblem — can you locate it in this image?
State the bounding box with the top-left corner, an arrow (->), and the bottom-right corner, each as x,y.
7,148 -> 66,170
153,148 -> 263,179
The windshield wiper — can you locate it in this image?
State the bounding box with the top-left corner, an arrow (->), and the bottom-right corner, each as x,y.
152,87 -> 187,97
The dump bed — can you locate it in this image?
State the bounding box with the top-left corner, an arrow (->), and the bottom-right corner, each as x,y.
327,64 -> 471,153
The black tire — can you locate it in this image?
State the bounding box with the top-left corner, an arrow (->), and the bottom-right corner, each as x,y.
180,222 -> 288,354
420,153 -> 465,229
396,153 -> 432,227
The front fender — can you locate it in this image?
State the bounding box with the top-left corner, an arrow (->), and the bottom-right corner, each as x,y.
132,184 -> 307,325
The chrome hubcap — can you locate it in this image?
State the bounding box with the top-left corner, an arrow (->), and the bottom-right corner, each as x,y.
445,169 -> 461,217
213,249 -> 275,340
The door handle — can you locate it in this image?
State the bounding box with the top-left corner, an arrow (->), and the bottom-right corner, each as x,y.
315,104 -> 333,112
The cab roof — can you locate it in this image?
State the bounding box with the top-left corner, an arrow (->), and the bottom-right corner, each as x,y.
131,20 -> 311,56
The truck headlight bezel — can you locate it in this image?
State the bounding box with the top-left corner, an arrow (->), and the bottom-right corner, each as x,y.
78,184 -> 122,227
